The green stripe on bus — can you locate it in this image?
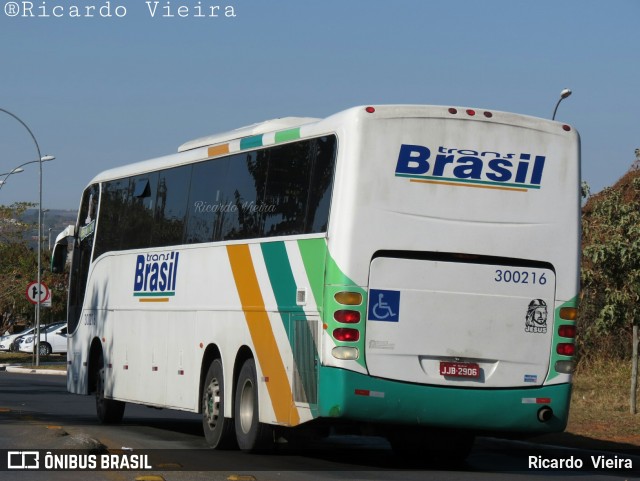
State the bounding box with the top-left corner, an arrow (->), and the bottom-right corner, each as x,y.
318,366 -> 571,432
240,135 -> 263,150
322,248 -> 368,369
546,296 -> 579,382
261,242 -> 301,317
261,241 -> 318,404
275,128 -> 301,144
298,238 -> 327,309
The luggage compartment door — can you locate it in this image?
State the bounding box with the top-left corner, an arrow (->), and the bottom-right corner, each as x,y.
365,257 -> 555,388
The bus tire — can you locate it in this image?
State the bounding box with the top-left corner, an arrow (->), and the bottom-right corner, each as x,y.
202,358 -> 236,449
95,351 -> 125,424
234,358 -> 273,452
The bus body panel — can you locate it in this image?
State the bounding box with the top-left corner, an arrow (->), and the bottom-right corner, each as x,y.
63,105 -> 580,439
326,108 -> 580,300
365,257 -> 556,388
68,237 -> 328,426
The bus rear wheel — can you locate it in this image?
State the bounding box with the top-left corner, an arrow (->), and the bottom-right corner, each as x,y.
202,358 -> 236,449
234,358 -> 273,452
95,351 -> 125,424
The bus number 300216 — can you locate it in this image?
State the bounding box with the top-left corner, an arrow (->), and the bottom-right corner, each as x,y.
494,269 -> 547,285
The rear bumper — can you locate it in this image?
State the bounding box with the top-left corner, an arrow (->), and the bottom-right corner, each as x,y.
318,367 -> 571,433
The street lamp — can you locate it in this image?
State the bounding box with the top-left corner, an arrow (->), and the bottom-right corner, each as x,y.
0,167 -> 25,190
552,88 -> 572,120
0,157 -> 53,192
0,167 -> 25,176
0,107 -> 54,367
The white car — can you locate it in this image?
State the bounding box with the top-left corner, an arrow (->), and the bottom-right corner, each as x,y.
19,323 -> 68,356
0,327 -> 35,351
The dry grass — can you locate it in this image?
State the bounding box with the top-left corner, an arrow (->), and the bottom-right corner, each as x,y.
567,358 -> 640,445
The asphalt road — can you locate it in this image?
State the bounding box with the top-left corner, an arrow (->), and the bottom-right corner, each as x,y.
0,371 -> 638,481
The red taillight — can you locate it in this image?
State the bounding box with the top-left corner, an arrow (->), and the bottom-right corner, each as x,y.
466,109 -> 476,116
333,328 -> 360,342
558,325 -> 576,338
334,310 -> 361,324
483,111 -> 493,118
448,107 -> 458,114
557,343 -> 575,356
563,125 -> 571,131
365,106 -> 375,113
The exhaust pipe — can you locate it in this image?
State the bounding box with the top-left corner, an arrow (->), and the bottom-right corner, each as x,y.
537,406 -> 553,423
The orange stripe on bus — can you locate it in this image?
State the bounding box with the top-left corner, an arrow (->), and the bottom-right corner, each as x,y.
208,144 -> 230,158
409,178 -> 527,192
226,244 -> 299,426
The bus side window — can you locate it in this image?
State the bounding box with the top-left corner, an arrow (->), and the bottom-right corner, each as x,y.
153,165 -> 191,247
185,157 -> 229,243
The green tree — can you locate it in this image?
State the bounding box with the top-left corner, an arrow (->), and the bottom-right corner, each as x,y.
580,170 -> 640,413
0,203 -> 67,332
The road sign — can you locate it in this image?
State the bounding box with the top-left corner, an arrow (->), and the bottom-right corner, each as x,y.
25,281 -> 50,306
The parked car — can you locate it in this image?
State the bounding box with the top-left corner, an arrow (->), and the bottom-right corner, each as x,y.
19,323 -> 68,356
0,327 -> 35,351
13,334 -> 32,352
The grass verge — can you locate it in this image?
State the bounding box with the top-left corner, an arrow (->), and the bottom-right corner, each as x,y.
566,358 -> 640,445
0,351 -> 66,370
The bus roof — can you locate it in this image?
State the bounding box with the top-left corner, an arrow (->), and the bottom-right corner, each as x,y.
177,117 -> 319,153
87,105 -> 573,187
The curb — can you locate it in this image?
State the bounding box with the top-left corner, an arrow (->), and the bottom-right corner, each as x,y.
0,363 -> 67,376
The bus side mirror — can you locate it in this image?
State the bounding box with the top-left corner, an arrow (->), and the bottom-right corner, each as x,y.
51,225 -> 76,273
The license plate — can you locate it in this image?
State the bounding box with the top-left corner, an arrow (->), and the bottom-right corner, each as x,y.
440,361 -> 480,378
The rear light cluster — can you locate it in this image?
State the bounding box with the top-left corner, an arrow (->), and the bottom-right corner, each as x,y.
330,291 -> 364,360
555,306 -> 578,373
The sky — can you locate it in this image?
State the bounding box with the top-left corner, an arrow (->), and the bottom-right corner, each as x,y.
0,0 -> 638,210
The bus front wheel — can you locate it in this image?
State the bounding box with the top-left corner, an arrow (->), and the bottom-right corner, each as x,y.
202,358 -> 236,449
234,358 -> 273,452
95,352 -> 125,424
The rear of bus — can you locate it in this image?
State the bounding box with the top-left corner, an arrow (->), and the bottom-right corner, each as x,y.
318,105 -> 580,438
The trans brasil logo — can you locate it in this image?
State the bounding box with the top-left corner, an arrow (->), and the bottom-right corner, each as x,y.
394,144 -> 546,192
133,252 -> 179,302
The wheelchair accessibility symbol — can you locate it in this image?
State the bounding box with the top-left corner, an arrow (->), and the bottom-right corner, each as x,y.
368,289 -> 400,322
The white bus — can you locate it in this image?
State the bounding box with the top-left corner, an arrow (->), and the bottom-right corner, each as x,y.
53,105 -> 580,460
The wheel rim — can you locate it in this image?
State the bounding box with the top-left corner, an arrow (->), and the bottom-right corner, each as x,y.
238,378 -> 254,434
39,344 -> 49,356
204,378 -> 221,429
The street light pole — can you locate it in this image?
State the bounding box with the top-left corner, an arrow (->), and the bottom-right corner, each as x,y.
552,88 -> 572,121
42,209 -> 49,252
0,107 -> 53,367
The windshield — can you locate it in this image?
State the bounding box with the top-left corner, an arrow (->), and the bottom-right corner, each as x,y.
43,323 -> 65,333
